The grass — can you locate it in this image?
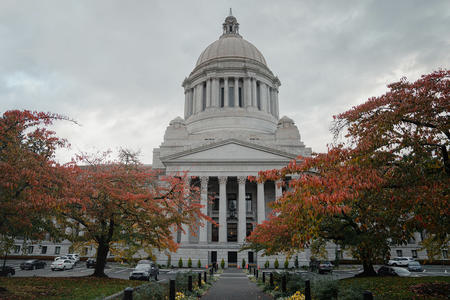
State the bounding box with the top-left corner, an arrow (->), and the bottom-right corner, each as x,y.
340,276 -> 450,300
0,276 -> 143,300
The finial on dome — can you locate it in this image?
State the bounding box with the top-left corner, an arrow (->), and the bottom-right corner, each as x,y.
222,9 -> 240,38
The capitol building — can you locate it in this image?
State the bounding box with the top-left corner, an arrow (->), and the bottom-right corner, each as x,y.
151,12 -> 312,267
10,13 -> 429,267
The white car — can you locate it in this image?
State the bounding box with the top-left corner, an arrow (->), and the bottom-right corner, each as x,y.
388,257 -> 415,266
66,254 -> 80,263
51,259 -> 75,271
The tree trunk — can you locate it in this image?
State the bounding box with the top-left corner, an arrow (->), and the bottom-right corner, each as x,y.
92,241 -> 109,277
361,259 -> 377,276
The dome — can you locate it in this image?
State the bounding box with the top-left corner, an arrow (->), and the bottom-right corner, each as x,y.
196,36 -> 267,67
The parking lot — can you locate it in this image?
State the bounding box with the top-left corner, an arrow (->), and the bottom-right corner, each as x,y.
3,260 -> 448,281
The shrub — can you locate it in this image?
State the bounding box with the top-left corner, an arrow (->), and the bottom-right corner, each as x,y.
167,255 -> 171,268
410,282 -> 450,299
178,258 -> 183,268
188,257 -> 192,268
197,259 -> 201,268
286,273 -> 305,294
284,258 -> 289,269
134,281 -> 167,300
338,287 -> 364,300
242,258 -> 246,269
274,258 -> 279,269
294,256 -> 299,269
220,258 -> 225,269
265,260 -> 269,269
312,280 -> 339,300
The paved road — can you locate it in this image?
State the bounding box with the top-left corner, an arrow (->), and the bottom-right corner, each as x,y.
1,259 -> 173,282
201,268 -> 272,300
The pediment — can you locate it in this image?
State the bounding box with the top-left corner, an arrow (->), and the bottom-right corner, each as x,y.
160,139 -> 296,164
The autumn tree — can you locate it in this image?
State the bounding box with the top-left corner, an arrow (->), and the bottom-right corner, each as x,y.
0,110 -> 71,264
246,70 -> 449,276
58,150 -> 208,277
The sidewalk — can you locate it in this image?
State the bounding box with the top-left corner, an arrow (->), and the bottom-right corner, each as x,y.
201,268 -> 272,300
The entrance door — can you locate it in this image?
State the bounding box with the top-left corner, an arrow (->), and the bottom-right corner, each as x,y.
228,251 -> 237,267
211,251 -> 217,264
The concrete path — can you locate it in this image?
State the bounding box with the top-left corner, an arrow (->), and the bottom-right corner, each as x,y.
202,268 -> 272,300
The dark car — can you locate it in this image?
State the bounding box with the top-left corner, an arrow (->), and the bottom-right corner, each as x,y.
129,263 -> 159,281
0,266 -> 15,277
20,259 -> 46,270
318,261 -> 333,274
86,258 -> 96,268
407,261 -> 423,272
378,265 -> 411,277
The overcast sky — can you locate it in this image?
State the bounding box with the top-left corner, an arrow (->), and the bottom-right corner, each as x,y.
1,0 -> 449,164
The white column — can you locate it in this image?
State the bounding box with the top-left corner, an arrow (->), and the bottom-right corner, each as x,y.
260,82 -> 267,112
199,176 -> 209,243
275,89 -> 280,118
252,78 -> 257,107
206,79 -> 211,108
257,182 -> 265,224
192,86 -> 198,114
244,77 -> 251,107
224,77 -> 229,107
266,86 -> 271,113
212,78 -> 219,107
218,176 -> 227,243
234,77 -> 239,107
275,180 -> 283,200
197,84 -> 203,112
184,90 -> 189,119
238,176 -> 246,243
181,177 -> 191,243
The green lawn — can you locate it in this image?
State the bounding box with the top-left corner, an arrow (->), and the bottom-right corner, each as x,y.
339,276 -> 450,300
0,277 -> 143,300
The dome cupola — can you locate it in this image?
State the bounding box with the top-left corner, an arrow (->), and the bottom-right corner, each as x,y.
182,12 -> 282,135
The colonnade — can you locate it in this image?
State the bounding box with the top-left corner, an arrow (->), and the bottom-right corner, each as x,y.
184,77 -> 279,119
180,176 -> 283,245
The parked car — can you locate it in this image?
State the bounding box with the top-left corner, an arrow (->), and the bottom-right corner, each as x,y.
387,257 -> 415,266
86,258 -> 96,268
129,263 -> 159,281
378,265 -> 411,277
51,259 -> 75,271
318,261 -> 333,274
66,254 -> 80,263
407,261 -> 423,272
0,266 -> 15,277
20,259 -> 46,270
137,259 -> 152,265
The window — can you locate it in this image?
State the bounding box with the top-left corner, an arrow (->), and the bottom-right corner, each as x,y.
246,223 -> 253,237
212,195 -> 219,211
411,250 -> 418,258
54,246 -> 61,255
256,82 -> 261,110
245,193 -> 252,213
229,87 -> 234,107
41,246 -> 47,254
27,246 -> 34,254
220,87 -> 224,107
336,250 -> 344,259
212,223 -> 219,242
443,250 -> 448,259
238,87 -> 243,107
228,193 -> 237,219
13,245 -> 20,253
227,223 -> 237,242
83,247 -> 89,256
396,250 -> 403,257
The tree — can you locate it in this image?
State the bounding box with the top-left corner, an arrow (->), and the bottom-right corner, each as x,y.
246,70 -> 449,276
0,110 -> 71,262
333,69 -> 449,249
58,150 -> 208,277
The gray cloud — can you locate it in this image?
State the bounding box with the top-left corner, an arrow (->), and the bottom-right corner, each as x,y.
1,0 -> 449,163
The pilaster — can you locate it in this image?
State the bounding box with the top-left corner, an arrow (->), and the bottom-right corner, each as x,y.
218,176 -> 227,243
238,176 -> 247,243
199,176 -> 209,243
